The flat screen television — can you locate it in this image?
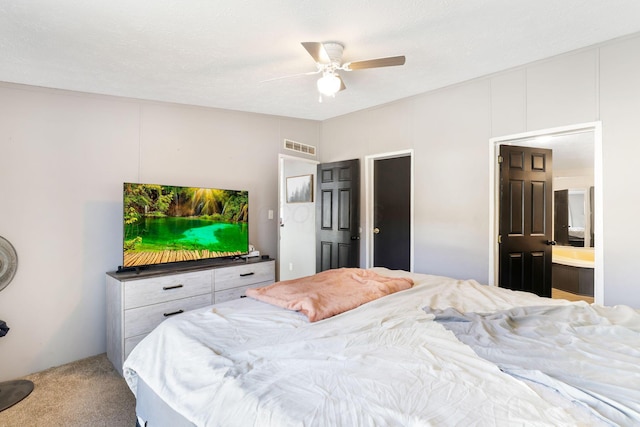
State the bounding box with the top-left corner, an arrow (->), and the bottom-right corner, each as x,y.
122,182 -> 249,269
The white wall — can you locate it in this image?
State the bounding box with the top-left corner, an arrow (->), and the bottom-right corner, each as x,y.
321,33 -> 640,308
0,83 -> 319,381
599,35 -> 640,307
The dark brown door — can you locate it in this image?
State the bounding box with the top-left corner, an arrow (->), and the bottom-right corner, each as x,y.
373,156 -> 411,270
554,189 -> 569,246
316,159 -> 360,272
499,145 -> 553,297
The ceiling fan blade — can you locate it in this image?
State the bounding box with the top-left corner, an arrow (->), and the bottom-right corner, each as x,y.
301,42 -> 330,64
260,70 -> 320,83
344,55 -> 406,70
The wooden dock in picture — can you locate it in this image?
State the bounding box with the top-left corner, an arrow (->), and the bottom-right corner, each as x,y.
124,250 -> 243,267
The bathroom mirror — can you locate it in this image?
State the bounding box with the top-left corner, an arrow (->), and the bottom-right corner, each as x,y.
554,188 -> 593,247
547,130 -> 594,249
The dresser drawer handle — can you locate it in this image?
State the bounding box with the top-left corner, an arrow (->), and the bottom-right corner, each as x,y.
239,272 -> 254,277
163,309 -> 184,317
163,284 -> 184,290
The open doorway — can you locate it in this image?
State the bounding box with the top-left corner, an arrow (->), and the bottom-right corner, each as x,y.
489,122 -> 603,304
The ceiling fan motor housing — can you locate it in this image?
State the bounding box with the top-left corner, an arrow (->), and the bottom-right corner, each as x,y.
322,42 -> 344,65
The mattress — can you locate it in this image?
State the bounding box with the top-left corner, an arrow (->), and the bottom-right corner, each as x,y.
136,376 -> 194,427
124,268 -> 638,426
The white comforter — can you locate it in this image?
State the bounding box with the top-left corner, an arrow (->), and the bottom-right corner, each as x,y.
426,303 -> 640,426
124,269 -> 599,426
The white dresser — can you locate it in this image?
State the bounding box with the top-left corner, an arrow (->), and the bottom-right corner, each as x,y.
106,258 -> 275,375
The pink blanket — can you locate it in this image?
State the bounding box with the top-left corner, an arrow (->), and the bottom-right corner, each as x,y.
245,268 -> 413,322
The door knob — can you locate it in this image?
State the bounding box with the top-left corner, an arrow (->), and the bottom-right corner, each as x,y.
373,228 -> 380,234
546,240 -> 557,245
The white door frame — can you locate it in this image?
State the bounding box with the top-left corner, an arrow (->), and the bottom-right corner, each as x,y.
364,149 -> 415,271
488,122 -> 603,303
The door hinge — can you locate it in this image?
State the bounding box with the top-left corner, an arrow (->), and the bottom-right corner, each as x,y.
498,235 -> 502,244
497,155 -> 504,164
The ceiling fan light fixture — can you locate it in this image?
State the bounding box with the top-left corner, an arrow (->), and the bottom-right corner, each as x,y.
317,72 -> 341,97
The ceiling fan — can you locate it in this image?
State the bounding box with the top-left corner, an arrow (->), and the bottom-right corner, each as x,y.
266,41 -> 406,101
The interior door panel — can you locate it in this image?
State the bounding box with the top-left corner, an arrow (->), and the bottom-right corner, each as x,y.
373,156 -> 411,270
316,159 -> 360,272
499,145 -> 553,297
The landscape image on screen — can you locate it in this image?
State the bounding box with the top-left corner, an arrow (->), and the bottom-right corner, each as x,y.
123,183 -> 249,267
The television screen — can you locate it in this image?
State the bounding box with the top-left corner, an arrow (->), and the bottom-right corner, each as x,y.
123,183 -> 249,268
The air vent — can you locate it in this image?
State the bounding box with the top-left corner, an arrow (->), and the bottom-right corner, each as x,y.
284,139 -> 316,156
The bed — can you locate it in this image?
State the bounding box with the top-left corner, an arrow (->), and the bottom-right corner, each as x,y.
568,226 -> 586,246
123,268 -> 640,426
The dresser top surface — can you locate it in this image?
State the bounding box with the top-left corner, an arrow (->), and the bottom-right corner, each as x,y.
107,257 -> 274,281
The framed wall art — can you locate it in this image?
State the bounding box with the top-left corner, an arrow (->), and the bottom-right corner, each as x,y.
286,174 -> 314,203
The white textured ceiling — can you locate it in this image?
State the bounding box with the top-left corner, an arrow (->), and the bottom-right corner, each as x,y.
2,1 -> 640,121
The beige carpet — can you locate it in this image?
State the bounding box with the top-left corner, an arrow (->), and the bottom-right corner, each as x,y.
0,353 -> 136,427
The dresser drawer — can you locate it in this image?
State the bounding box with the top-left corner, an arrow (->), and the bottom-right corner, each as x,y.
124,270 -> 212,309
215,279 -> 273,304
215,284 -> 250,304
215,261 -> 275,291
124,293 -> 212,338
